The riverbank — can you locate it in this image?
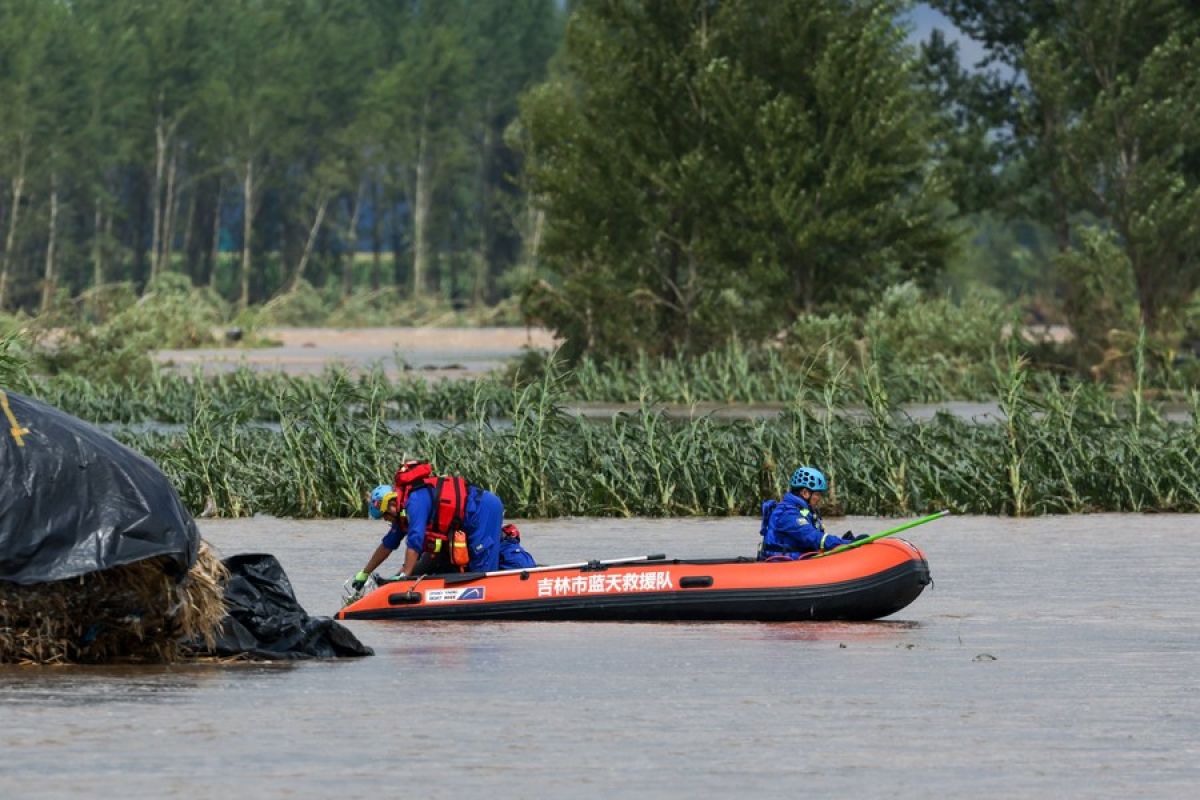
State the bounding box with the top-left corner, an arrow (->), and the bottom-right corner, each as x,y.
156,325 -> 559,378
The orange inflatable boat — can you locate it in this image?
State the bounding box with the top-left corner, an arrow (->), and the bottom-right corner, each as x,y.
336,538 -> 930,622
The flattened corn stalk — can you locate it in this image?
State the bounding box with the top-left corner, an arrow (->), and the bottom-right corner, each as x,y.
107,360 -> 1200,519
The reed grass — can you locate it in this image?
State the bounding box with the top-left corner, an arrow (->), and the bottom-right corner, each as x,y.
18,334 -> 1025,428
19,319 -> 1198,429
108,359 -> 1200,519
26,365 -> 518,425
0,331 -> 33,393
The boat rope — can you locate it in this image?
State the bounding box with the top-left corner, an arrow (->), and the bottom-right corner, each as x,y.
0,390 -> 29,447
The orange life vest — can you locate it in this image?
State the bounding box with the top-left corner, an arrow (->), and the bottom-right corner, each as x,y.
393,461 -> 471,568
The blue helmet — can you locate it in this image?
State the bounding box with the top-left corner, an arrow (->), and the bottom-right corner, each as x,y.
789,466 -> 828,492
367,484 -> 397,519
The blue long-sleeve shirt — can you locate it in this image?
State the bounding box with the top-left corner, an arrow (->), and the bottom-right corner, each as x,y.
758,492 -> 849,560
379,484 -> 505,572
381,485 -> 480,552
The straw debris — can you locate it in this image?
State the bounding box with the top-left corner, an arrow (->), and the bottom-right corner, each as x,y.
0,541 -> 228,665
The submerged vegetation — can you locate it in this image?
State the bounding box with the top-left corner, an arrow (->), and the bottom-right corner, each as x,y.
8,279 -> 1198,430
5,273 -> 1199,521
92,354 -> 1199,520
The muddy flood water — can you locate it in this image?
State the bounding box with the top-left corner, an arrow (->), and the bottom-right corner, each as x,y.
2,515 -> 1198,799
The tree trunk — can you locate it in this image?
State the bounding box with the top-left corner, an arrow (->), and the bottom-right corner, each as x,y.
288,190 -> 328,294
1049,171 -> 1070,253
210,178 -> 223,289
474,102 -> 494,307
1126,239 -> 1162,333
181,186 -> 197,280
134,166 -> 150,285
413,119 -> 433,295
1040,101 -> 1071,253
277,212 -> 291,295
239,159 -> 255,309
40,174 -> 59,314
158,146 -> 179,280
370,177 -> 382,291
391,178 -> 407,289
150,106 -> 167,283
92,201 -> 104,291
341,181 -> 365,298
104,213 -> 114,284
391,223 -> 405,287
528,205 -> 545,262
448,242 -> 460,304
0,155 -> 28,310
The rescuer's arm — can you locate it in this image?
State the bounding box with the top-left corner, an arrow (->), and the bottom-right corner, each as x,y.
352,542 -> 395,589
361,543 -> 393,576
400,547 -> 418,574
398,491 -> 433,575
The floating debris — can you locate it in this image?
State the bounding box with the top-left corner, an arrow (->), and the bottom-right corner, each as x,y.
1,543 -> 227,665
2,390 -> 369,664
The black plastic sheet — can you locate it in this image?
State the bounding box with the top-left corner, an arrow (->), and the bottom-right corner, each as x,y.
197,554 -> 373,660
3,390 -> 371,660
0,390 -> 198,585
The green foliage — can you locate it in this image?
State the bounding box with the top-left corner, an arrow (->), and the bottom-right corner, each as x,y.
327,291 -> 457,328
933,0 -> 1200,332
110,361 -> 1200,519
255,281 -> 336,327
916,27 -> 1006,215
944,213 -> 1059,300
785,282 -> 1017,400
0,0 -> 563,315
1023,1 -> 1200,331
1054,226 -> 1140,370
252,282 -> 527,328
0,330 -> 33,392
30,276 -> 225,380
519,0 -> 953,358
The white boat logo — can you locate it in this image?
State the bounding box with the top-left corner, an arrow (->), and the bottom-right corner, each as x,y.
424,587 -> 486,603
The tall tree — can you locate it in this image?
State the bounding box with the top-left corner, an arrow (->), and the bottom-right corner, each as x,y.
205,0 -> 305,308
0,0 -> 53,309
371,1 -> 475,296
0,0 -> 564,313
464,0 -> 562,305
1027,2 -> 1200,330
519,0 -> 952,357
73,1 -> 134,293
934,0 -> 1200,330
280,0 -> 378,295
121,0 -> 215,284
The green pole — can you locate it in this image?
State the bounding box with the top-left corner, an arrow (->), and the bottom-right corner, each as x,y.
815,510 -> 949,558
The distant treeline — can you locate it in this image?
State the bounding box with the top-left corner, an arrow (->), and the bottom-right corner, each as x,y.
0,0 -> 561,312
2,0 -> 1199,364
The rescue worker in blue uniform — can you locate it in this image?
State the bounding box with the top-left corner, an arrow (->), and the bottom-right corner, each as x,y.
350,464 -> 532,590
757,466 -> 860,560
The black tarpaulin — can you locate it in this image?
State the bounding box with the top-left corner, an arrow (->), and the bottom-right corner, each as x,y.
196,554 -> 373,660
0,389 -> 198,585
